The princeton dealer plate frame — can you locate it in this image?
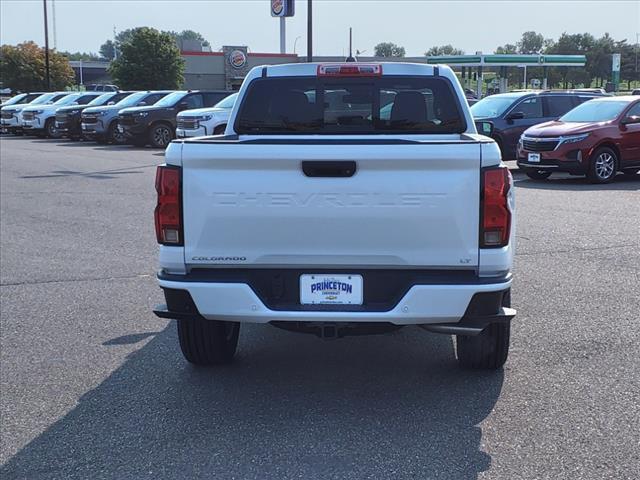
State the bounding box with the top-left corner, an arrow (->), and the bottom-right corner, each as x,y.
300,274 -> 364,305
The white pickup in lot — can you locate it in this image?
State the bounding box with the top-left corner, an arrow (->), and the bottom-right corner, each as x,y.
176,93 -> 237,138
154,62 -> 516,370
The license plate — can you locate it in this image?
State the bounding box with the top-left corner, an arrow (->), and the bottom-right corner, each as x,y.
300,274 -> 363,305
528,153 -> 541,163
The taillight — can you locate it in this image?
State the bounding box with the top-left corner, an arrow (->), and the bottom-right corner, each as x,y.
155,165 -> 182,245
317,64 -> 382,77
481,167 -> 512,248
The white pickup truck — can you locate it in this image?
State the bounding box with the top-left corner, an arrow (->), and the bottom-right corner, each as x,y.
176,93 -> 237,138
154,62 -> 516,370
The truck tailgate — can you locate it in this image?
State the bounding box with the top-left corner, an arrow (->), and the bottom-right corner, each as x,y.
181,141 -> 481,268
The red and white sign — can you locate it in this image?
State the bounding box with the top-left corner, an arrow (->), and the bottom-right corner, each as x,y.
228,50 -> 247,69
271,0 -> 284,16
271,0 -> 294,17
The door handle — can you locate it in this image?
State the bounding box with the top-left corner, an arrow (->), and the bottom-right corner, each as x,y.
302,161 -> 356,178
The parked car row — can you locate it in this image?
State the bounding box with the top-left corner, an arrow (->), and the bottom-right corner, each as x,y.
471,90 -> 640,183
1,89 -> 236,148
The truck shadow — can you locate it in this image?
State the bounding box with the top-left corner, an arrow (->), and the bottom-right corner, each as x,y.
1,324 -> 503,480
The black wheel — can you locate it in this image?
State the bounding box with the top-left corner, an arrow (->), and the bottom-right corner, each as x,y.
622,169 -> 639,177
177,317 -> 240,366
45,118 -> 61,138
108,121 -> 126,144
149,123 -> 173,148
587,147 -> 617,184
213,124 -> 226,135
525,169 -> 552,180
456,291 -> 511,369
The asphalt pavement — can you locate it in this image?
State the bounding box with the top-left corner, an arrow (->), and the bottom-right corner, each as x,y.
1,136 -> 639,479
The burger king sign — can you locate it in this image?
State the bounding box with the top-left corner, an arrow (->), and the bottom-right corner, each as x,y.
228,49 -> 247,69
270,0 -> 294,17
271,0 -> 284,16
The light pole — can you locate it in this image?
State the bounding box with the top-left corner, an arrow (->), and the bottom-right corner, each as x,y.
636,33 -> 640,85
43,0 -> 51,90
307,0 -> 312,62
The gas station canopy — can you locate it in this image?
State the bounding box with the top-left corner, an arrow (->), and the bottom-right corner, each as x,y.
426,54 -> 586,67
425,54 -> 587,96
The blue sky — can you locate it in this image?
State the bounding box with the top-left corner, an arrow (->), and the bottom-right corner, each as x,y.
1,0 -> 638,56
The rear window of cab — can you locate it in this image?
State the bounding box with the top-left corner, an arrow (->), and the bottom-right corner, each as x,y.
235,76 -> 467,134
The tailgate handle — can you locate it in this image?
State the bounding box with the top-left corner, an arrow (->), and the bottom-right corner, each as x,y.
302,161 -> 356,178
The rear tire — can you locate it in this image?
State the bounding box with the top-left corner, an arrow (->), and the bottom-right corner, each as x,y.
177,317 -> 240,366
456,290 -> 511,369
525,170 -> 552,180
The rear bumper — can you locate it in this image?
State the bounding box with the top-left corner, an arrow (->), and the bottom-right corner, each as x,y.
155,273 -> 513,326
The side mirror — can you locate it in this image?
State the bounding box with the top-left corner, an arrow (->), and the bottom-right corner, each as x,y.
107,101 -> 115,105
475,120 -> 494,137
621,115 -> 640,126
506,111 -> 525,121
177,101 -> 189,111
137,101 -> 147,106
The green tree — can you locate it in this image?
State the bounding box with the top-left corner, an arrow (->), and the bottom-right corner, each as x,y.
517,31 -> 545,54
618,40 -> 638,89
495,44 -> 517,54
60,51 -> 101,61
425,45 -> 465,57
0,41 -> 75,91
544,33 -> 595,88
167,29 -> 211,48
374,42 -> 405,57
99,29 -> 137,62
494,44 -> 524,87
100,28 -> 210,60
108,27 -> 185,89
99,40 -> 116,61
115,28 -> 136,46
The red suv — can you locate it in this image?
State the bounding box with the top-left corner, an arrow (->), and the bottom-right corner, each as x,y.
517,96 -> 640,183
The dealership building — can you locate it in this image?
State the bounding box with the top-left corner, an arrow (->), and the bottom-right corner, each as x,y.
70,47 -> 300,90
71,48 -> 587,96
70,47 -> 443,90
